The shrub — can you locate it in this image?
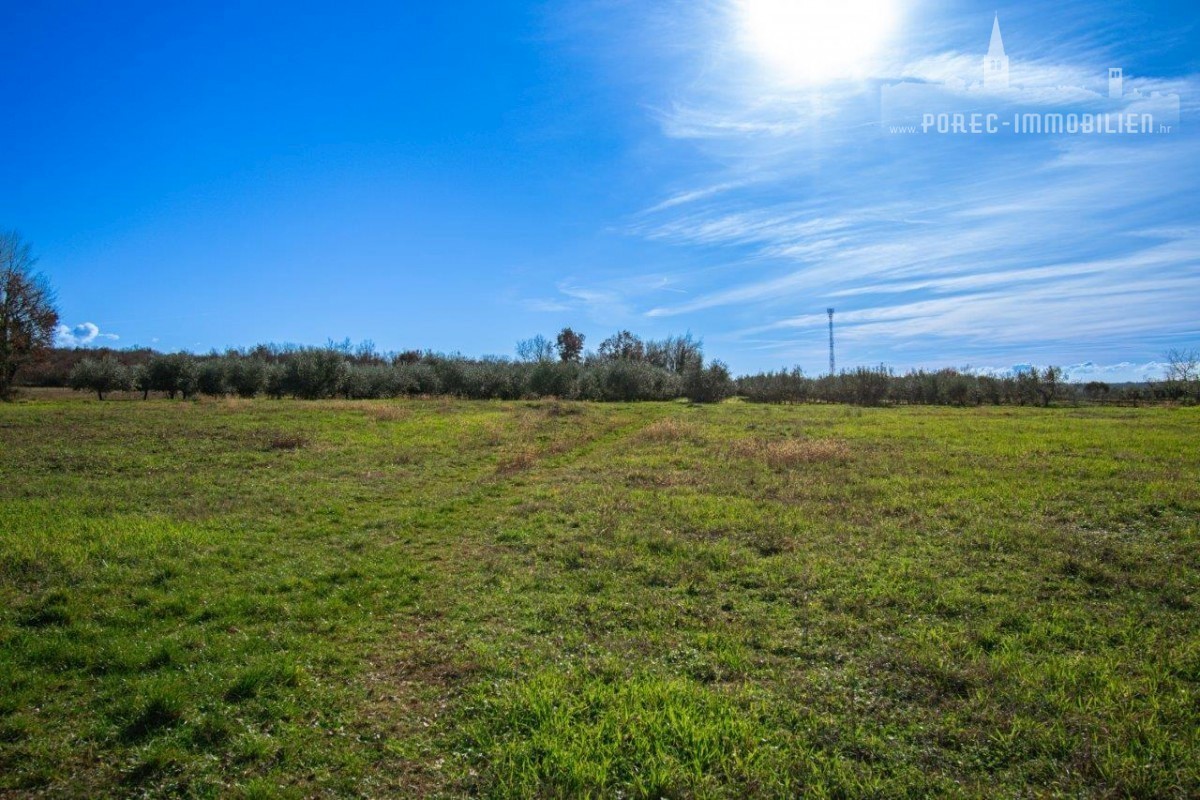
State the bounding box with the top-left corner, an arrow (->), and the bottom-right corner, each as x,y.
468,361 -> 528,400
845,366 -> 891,406
430,358 -> 468,397
264,363 -> 287,399
588,360 -> 678,402
684,360 -> 732,403
529,361 -> 578,398
340,364 -> 402,399
1083,381 -> 1111,403
280,349 -> 347,399
737,367 -> 809,403
395,362 -> 439,395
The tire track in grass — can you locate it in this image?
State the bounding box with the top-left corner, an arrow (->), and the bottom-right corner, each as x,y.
349,404 -> 680,795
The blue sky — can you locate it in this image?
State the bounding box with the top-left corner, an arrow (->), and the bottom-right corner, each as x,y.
2,0 -> 1197,380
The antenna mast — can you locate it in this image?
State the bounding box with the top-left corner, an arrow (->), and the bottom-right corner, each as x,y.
827,307 -> 835,375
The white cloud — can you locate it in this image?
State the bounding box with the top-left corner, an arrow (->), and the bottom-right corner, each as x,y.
521,298 -> 574,313
55,322 -> 119,348
967,361 -> 1170,383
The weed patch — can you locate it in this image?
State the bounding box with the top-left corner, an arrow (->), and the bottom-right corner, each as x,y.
729,437 -> 849,468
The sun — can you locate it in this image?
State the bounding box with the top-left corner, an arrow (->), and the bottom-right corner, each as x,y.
736,0 -> 900,84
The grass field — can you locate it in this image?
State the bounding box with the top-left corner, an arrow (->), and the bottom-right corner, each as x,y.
1,396 -> 1197,798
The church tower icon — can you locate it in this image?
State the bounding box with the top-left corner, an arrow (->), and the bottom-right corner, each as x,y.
984,14 -> 1010,90
1108,68 -> 1124,98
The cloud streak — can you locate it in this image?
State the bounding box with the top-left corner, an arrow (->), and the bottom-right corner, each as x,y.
612,3 -> 1200,372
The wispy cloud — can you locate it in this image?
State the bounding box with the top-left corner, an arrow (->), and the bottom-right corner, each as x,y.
622,4 -> 1200,368
543,1 -> 1200,372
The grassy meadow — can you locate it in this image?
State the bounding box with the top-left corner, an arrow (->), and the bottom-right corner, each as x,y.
0,395 -> 1197,798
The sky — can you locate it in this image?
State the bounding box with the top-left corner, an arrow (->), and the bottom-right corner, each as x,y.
2,0 -> 1198,380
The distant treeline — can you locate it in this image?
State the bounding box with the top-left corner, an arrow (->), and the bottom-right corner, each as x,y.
735,365 -> 1192,406
31,332 -> 1200,406
56,332 -> 734,403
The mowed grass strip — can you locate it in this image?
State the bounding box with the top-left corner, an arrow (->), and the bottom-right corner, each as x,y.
0,398 -> 1197,797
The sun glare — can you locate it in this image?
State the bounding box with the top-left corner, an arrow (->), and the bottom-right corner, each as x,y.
737,0 -> 900,84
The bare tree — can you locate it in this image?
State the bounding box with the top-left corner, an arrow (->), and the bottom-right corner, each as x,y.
645,334 -> 703,373
1,232 -> 60,398
516,334 -> 555,363
1165,348 -> 1199,383
1164,348 -> 1199,401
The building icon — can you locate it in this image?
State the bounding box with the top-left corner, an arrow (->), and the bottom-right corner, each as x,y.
984,14 -> 1010,90
1109,67 -> 1124,98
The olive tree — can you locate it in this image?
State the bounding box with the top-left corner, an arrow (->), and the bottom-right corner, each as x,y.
145,353 -> 198,399
69,356 -> 131,400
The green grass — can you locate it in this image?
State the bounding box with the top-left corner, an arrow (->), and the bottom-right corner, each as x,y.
1,396 -> 1197,797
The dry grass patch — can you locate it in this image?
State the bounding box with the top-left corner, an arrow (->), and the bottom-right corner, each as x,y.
729,437 -> 848,469
361,403 -> 412,423
538,400 -> 585,418
261,431 -> 309,451
496,447 -> 538,475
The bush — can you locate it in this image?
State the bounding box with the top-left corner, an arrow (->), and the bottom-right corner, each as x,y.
430,358 -> 468,397
528,361 -> 578,398
280,349 -> 347,399
395,362 -> 440,395
587,360 -> 679,402
737,367 -> 809,403
264,363 -> 287,399
462,360 -> 528,400
68,356 -> 131,400
684,360 -> 732,403
341,364 -> 403,399
845,366 -> 891,406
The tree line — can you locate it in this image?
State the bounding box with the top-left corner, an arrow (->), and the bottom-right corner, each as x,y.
737,361 -> 1199,406
62,346 -> 1200,406
64,331 -> 735,403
